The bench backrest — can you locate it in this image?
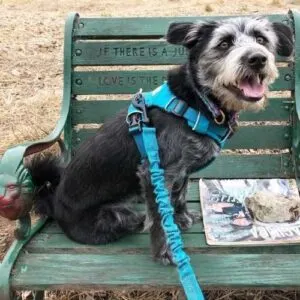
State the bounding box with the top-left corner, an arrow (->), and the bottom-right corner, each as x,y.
64,13 -> 299,180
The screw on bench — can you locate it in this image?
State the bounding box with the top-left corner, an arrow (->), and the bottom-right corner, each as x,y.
284,74 -> 292,81
75,49 -> 82,56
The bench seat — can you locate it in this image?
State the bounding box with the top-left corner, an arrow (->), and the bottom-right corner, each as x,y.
10,180 -> 300,291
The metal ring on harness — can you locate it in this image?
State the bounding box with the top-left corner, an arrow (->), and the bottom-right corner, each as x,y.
214,109 -> 226,125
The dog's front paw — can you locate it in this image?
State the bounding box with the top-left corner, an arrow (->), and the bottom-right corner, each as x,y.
175,210 -> 202,231
154,244 -> 174,266
188,210 -> 202,223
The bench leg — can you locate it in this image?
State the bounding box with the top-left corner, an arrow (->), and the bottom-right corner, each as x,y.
177,289 -> 185,300
33,291 -> 44,300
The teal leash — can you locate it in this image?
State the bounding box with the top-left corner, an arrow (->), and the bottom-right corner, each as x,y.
127,84 -> 233,299
141,126 -> 205,300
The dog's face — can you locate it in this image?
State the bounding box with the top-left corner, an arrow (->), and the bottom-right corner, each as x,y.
167,17 -> 294,112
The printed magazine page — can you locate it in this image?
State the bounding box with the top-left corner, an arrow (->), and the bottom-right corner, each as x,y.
199,179 -> 300,245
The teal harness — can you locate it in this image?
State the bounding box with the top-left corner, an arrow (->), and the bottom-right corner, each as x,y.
126,83 -> 233,300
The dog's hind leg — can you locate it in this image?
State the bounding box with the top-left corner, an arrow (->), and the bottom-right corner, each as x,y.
58,202 -> 145,245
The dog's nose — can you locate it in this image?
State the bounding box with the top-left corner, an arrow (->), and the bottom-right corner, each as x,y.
247,54 -> 267,70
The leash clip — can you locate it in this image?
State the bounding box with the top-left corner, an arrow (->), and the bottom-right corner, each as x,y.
131,91 -> 149,124
128,113 -> 143,133
128,90 -> 149,134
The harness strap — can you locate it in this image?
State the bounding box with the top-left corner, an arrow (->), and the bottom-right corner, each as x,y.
142,127 -> 205,300
141,82 -> 232,147
162,97 -> 232,147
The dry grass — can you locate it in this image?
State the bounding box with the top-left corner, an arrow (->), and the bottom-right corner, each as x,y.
18,289 -> 300,299
205,4 -> 214,12
0,0 -> 299,153
1,0 -> 300,299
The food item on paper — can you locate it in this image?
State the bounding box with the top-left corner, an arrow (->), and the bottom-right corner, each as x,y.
246,191 -> 300,223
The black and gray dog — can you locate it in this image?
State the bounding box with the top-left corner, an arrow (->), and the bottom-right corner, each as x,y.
29,17 -> 293,265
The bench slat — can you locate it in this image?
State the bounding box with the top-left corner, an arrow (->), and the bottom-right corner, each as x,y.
12,252 -> 300,289
71,98 -> 293,124
187,180 -> 201,202
25,229 -> 300,254
73,41 -> 288,65
72,68 -> 293,95
74,15 -> 289,38
190,153 -> 293,178
72,126 -> 292,150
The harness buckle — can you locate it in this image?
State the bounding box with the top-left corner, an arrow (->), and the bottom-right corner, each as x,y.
173,99 -> 188,117
165,97 -> 188,117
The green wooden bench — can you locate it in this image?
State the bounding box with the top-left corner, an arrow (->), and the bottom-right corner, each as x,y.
1,10 -> 300,299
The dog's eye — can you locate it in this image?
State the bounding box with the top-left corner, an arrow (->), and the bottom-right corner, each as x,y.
219,41 -> 230,50
256,36 -> 266,45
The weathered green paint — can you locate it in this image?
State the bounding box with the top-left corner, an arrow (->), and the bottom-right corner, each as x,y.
0,219 -> 47,300
25,227 -> 300,254
73,41 -> 289,66
72,126 -> 292,150
291,10 -> 300,188
26,227 -> 300,256
71,98 -> 293,124
62,14 -> 79,162
186,181 -> 200,202
74,14 -> 290,38
72,67 -> 293,95
11,253 -> 300,289
293,10 -> 300,119
191,154 -> 293,178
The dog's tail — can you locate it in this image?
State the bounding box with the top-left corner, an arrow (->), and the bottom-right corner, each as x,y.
27,153 -> 64,217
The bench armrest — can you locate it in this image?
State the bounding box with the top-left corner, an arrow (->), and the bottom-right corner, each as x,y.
0,120 -> 69,239
0,12 -> 79,239
291,10 -> 300,119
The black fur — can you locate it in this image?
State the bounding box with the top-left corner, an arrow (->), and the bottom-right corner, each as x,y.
166,22 -> 195,48
166,21 -> 217,49
272,22 -> 294,57
28,154 -> 63,216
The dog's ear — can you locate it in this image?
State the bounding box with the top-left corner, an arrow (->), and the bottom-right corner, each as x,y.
166,22 -> 216,49
272,22 -> 294,57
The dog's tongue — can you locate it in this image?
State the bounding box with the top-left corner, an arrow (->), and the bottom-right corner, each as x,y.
239,78 -> 265,98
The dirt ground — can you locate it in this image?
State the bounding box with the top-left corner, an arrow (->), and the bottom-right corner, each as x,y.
0,0 -> 300,299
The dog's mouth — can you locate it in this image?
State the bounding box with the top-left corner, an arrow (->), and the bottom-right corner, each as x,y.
225,74 -> 267,102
